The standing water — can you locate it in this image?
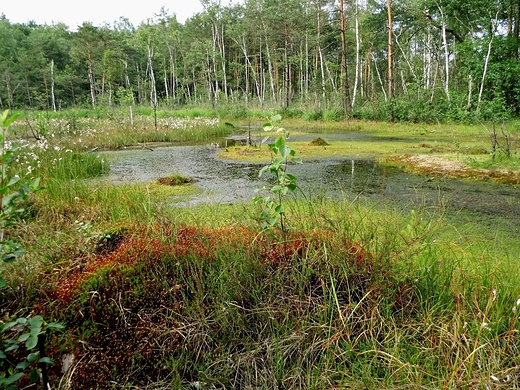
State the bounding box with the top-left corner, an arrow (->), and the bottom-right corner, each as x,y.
101,143 -> 520,236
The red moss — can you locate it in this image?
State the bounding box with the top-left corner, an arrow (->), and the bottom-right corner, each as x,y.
55,225 -> 258,303
55,234 -> 167,302
36,224 -> 377,388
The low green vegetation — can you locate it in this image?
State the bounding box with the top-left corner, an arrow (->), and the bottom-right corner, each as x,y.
157,173 -> 195,186
0,108 -> 519,389
221,115 -> 520,185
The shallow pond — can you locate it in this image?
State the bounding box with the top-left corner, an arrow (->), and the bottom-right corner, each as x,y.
101,140 -> 520,239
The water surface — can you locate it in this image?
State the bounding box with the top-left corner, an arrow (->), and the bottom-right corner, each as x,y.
101,143 -> 520,234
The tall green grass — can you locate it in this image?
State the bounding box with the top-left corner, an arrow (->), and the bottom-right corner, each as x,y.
3,180 -> 520,388
1,112 -> 519,389
21,198 -> 517,389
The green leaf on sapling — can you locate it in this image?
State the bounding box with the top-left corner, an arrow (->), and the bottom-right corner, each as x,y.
2,113 -> 20,128
28,316 -> 44,330
4,371 -> 24,385
29,368 -> 39,383
274,204 -> 284,214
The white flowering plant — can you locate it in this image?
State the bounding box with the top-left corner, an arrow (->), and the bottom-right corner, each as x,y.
0,110 -> 61,390
0,112 -> 41,274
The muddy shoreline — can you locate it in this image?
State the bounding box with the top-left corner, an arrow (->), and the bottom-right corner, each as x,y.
382,154 -> 520,185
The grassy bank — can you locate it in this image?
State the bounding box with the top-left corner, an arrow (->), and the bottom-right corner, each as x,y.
1,109 -> 519,389
5,198 -> 519,389
220,118 -> 520,184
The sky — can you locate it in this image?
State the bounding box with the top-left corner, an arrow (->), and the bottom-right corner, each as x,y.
1,0 -> 205,30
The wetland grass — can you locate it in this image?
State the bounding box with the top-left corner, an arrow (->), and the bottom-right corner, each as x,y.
16,199 -> 520,389
9,113 -> 239,151
1,110 -> 520,389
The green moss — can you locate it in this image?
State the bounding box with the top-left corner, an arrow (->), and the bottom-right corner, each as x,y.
156,173 -> 195,186
309,137 -> 330,146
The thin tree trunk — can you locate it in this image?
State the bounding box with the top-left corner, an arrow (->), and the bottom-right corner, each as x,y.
430,58 -> 439,103
364,51 -> 371,99
211,25 -> 220,103
477,12 -> 499,110
339,0 -> 351,118
424,27 -> 432,90
163,66 -> 169,102
136,64 -> 143,104
123,61 -> 131,89
166,44 -> 176,104
171,50 -> 176,102
258,37 -> 265,106
284,24 -> 290,109
352,0 -> 360,108
192,68 -> 197,103
387,0 -> 394,120
395,32 -> 417,84
50,60 -> 57,112
317,11 -> 326,101
305,32 -> 309,101
147,39 -> 157,130
206,50 -> 214,106
373,53 -> 388,101
467,75 -> 473,109
219,24 -> 228,101
400,69 -> 407,94
251,45 -> 262,105
439,5 -> 450,101
325,59 -> 336,92
240,37 -> 249,105
264,31 -> 276,103
299,42 -> 304,102
87,48 -> 96,108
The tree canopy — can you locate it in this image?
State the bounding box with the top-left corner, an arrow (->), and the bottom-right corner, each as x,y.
0,0 -> 518,122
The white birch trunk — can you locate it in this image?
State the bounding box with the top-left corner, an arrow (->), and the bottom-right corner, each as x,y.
50,59 -> 56,111
317,12 -> 326,100
166,45 -> 176,102
439,6 -> 450,101
87,49 -> 96,108
264,33 -> 276,102
147,46 -> 156,107
219,24 -> 228,101
477,12 -> 500,110
163,67 -> 169,101
352,0 -> 360,108
467,75 -> 473,109
424,27 -> 432,90
372,53 -> 388,101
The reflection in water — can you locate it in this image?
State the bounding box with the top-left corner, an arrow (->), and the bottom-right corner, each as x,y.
101,145 -> 520,231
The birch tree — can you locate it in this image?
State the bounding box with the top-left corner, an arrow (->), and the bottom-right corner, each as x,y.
339,0 -> 351,117
386,0 -> 394,119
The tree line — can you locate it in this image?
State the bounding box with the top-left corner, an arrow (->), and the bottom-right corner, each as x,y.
1,0 -> 518,122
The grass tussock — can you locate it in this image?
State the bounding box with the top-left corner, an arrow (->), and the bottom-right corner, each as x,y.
157,173 -> 195,186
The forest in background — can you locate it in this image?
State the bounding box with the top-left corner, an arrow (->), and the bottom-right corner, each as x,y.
1,0 -> 520,123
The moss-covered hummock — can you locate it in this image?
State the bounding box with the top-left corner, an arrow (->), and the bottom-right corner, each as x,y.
156,173 -> 195,186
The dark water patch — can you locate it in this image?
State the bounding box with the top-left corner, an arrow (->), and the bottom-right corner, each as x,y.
223,131 -> 392,146
100,145 -> 520,226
